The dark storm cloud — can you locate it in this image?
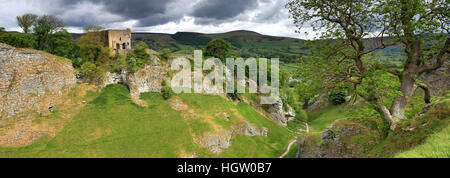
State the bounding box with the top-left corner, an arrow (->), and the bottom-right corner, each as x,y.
49,0 -> 175,27
191,0 -> 258,24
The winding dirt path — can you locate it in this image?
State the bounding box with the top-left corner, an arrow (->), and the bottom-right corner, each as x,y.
279,122 -> 310,158
279,139 -> 297,158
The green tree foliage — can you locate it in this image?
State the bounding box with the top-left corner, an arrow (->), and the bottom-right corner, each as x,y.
159,48 -> 172,61
47,29 -> 78,59
2,33 -> 37,48
33,15 -> 65,50
16,13 -> 38,34
126,53 -> 140,73
126,41 -> 152,73
134,41 -> 150,62
161,80 -> 174,100
329,90 -> 348,105
204,38 -> 231,61
79,26 -> 104,63
287,0 -> 449,127
109,53 -> 127,73
80,61 -> 105,84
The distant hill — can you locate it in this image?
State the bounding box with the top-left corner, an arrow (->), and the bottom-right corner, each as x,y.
71,30 -> 405,64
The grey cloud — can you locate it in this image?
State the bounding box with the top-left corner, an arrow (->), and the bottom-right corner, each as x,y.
191,0 -> 258,24
49,0 -> 175,27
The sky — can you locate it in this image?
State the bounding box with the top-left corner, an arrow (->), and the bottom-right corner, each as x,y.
0,0 -> 317,39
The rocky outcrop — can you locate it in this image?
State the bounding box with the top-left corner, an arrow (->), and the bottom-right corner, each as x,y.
198,121 -> 269,154
239,121 -> 268,137
297,119 -> 381,158
307,93 -> 333,113
264,96 -> 296,126
422,62 -> 449,96
103,64 -> 167,97
0,43 -> 77,118
198,128 -> 233,154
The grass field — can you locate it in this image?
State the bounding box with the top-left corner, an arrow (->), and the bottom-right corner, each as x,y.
395,125 -> 450,158
0,84 -> 293,158
308,105 -> 347,133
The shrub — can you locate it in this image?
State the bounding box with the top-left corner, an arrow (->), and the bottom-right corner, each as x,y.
329,89 -> 347,105
109,53 -> 126,73
80,62 -> 105,84
2,33 -> 36,48
159,48 -> 172,61
126,53 -> 140,73
161,80 -> 173,100
161,87 -> 173,100
296,109 -> 309,122
134,41 -> 150,63
204,38 -> 231,62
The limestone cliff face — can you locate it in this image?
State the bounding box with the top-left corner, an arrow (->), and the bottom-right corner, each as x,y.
0,43 -> 77,118
263,97 -> 296,126
103,64 -> 167,97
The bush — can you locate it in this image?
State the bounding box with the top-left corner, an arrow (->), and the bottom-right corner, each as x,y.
161,87 -> 174,100
80,62 -> 105,84
134,41 -> 150,63
296,109 -> 309,122
329,89 -> 347,105
109,53 -> 126,73
161,80 -> 173,100
2,33 -> 36,48
159,48 -> 172,61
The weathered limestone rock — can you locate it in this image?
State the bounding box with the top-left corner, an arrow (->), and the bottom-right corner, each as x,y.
307,93 -> 333,113
198,128 -> 233,154
263,96 -> 296,126
265,97 -> 287,126
240,121 -> 268,137
0,43 -> 77,118
297,119 -> 379,158
422,62 -> 449,96
103,64 -> 167,97
285,106 -> 296,122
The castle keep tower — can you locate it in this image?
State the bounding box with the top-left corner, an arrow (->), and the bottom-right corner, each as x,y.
101,29 -> 132,54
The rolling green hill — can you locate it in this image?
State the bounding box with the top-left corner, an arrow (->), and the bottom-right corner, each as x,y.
0,84 -> 294,158
72,30 -> 405,65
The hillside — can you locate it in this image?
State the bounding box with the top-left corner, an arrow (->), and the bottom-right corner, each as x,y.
0,84 -> 294,158
71,30 -> 405,65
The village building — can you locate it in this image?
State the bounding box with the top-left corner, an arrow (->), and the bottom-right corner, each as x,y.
101,29 -> 132,54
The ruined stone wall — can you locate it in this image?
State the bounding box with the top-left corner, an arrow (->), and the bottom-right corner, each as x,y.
101,29 -> 132,54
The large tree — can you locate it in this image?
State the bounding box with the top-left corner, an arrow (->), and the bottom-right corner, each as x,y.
287,0 -> 449,129
78,26 -> 104,63
16,13 -> 38,34
33,15 -> 65,50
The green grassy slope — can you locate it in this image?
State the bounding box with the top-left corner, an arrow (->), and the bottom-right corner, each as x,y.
308,105 -> 347,133
0,84 -> 293,158
395,125 -> 450,158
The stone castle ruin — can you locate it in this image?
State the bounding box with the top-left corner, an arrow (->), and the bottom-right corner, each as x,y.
101,29 -> 132,54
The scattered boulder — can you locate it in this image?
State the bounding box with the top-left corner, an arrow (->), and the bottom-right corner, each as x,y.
48,106 -> 56,113
240,121 -> 268,137
198,128 -> 233,154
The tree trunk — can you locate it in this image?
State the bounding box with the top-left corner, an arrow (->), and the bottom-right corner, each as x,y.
418,84 -> 431,104
390,71 -> 418,122
302,98 -> 310,109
